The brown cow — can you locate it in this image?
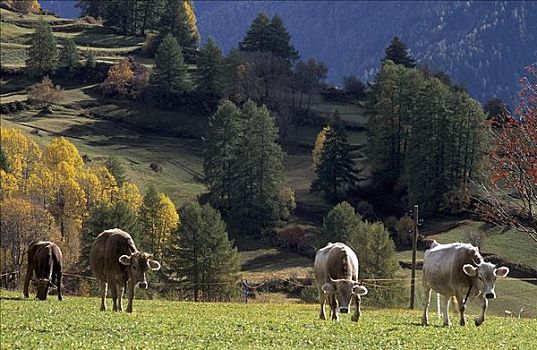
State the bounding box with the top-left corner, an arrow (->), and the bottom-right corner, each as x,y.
314,242 -> 368,322
90,228 -> 160,313
23,241 -> 63,301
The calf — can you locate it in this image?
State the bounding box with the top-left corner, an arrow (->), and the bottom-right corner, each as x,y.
422,241 -> 509,326
314,242 -> 368,322
23,241 -> 63,301
90,228 -> 160,313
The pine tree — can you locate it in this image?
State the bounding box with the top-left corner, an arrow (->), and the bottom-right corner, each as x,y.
268,15 -> 299,63
26,19 -> 58,76
382,36 -> 416,68
85,48 -> 96,68
105,156 -> 126,187
196,37 -> 225,96
150,33 -> 190,96
228,101 -> 286,235
203,99 -> 242,209
311,109 -> 357,201
239,13 -> 272,53
166,202 -> 239,301
139,185 -> 160,251
240,13 -> 298,63
80,201 -> 141,273
60,38 -> 81,73
158,0 -> 199,50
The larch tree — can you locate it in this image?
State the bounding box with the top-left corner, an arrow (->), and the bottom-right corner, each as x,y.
26,19 -> 58,76
311,109 -> 357,201
150,33 -> 190,97
382,36 -> 416,68
60,38 -> 81,73
166,202 -> 239,301
105,156 -> 127,186
203,99 -> 243,210
196,37 -> 225,96
158,0 -> 199,50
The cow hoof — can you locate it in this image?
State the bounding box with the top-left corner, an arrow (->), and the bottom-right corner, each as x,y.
475,319 -> 484,327
319,315 -> 326,320
351,315 -> 359,322
443,322 -> 450,327
126,308 -> 133,313
460,320 -> 466,326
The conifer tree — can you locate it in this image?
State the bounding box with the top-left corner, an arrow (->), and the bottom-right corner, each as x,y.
60,39 -> 81,73
382,36 -> 416,68
85,48 -> 96,68
150,33 -> 190,96
239,13 -> 272,53
228,101 -> 286,235
105,156 -> 126,187
158,0 -> 199,50
166,202 -> 239,301
203,99 -> 242,209
311,109 -> 357,201
139,185 -> 160,250
240,13 -> 299,63
26,19 -> 58,76
196,37 -> 225,96
320,201 -> 362,246
268,15 -> 299,63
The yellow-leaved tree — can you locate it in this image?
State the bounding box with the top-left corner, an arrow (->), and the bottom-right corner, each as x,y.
0,128 -> 42,191
312,126 -> 329,170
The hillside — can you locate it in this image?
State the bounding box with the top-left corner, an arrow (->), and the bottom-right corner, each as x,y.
1,290 -> 536,349
37,1 -> 537,104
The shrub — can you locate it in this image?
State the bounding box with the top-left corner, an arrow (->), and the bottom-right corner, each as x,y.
395,215 -> 414,248
299,285 -> 318,304
279,225 -> 306,251
28,76 -> 63,107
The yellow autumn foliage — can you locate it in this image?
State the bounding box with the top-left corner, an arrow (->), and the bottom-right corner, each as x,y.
118,181 -> 143,213
312,126 -> 330,170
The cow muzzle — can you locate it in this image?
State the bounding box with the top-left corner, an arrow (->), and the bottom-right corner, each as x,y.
339,307 -> 349,313
485,292 -> 495,299
138,282 -> 148,289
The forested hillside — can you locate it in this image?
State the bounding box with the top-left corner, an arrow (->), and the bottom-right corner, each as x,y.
39,1 -> 536,104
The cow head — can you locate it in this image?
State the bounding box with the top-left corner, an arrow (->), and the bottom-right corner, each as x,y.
119,252 -> 161,289
33,278 -> 54,300
463,262 -> 509,299
322,277 -> 368,313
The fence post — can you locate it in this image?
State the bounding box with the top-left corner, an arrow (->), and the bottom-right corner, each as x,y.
410,204 -> 419,309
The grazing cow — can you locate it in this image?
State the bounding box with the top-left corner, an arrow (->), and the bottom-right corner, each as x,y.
23,241 -> 63,301
314,242 -> 368,322
90,228 -> 160,313
422,241 -> 509,327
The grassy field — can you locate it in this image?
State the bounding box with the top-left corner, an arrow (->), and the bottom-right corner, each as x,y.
0,8 -> 144,67
1,290 -> 535,349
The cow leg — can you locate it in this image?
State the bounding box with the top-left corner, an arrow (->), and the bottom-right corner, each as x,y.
99,281 -> 107,311
351,294 -> 361,322
456,295 -> 466,326
421,286 -> 432,326
330,296 -> 339,322
475,296 -> 488,326
56,270 -> 63,301
442,295 -> 451,326
318,287 -> 326,320
126,279 -> 135,313
111,283 -> 119,312
116,283 -> 124,312
23,266 -> 32,298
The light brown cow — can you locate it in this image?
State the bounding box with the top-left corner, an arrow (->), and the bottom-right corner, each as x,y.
314,242 -> 368,322
90,228 -> 160,313
422,241 -> 509,327
23,241 -> 63,301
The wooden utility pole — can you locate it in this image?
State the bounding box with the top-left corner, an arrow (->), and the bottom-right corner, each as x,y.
410,204 -> 419,309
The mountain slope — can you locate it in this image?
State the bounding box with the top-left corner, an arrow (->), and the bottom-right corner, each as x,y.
194,1 -> 536,104
38,1 -> 537,104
